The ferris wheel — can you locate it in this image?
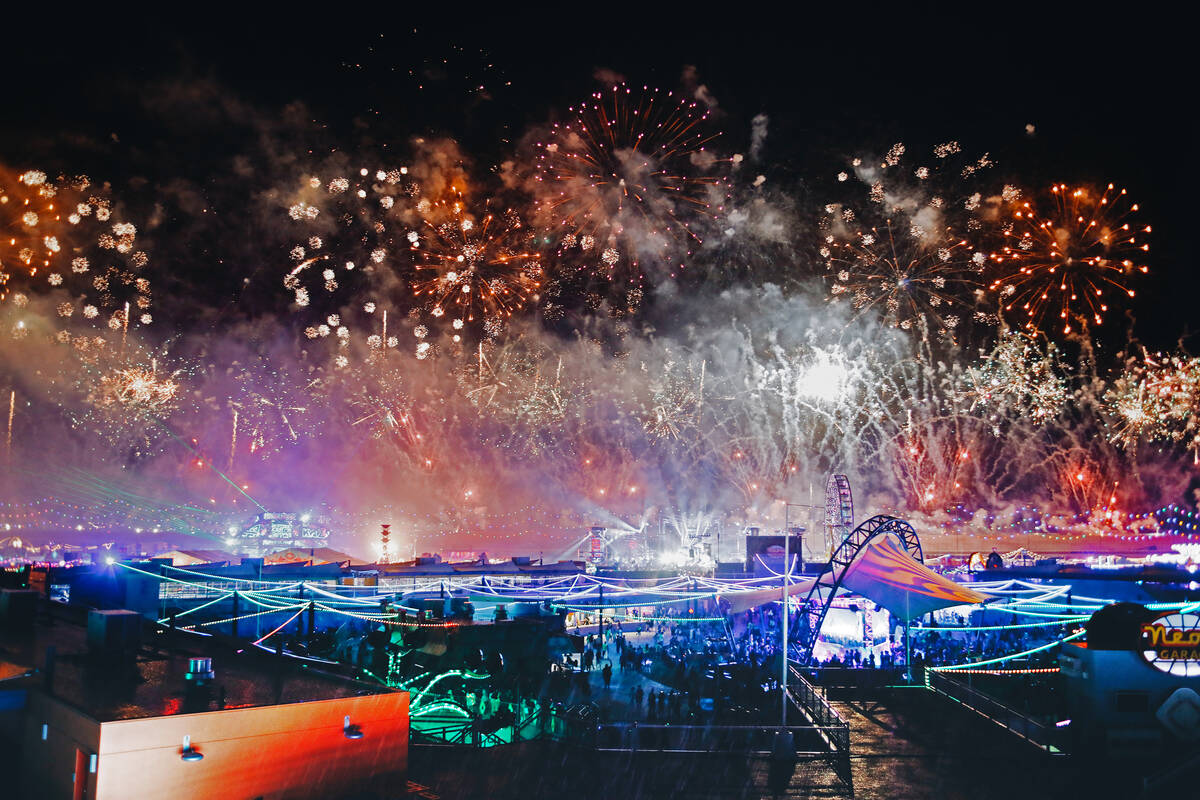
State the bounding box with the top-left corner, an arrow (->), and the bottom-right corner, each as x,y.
824,474 -> 854,555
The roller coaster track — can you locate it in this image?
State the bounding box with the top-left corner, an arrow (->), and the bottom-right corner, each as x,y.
794,514 -> 922,666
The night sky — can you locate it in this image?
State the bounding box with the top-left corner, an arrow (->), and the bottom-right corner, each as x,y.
3,9 -> 1196,546
5,10 -> 1193,348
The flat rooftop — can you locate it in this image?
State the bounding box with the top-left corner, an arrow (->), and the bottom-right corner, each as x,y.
0,601 -> 393,723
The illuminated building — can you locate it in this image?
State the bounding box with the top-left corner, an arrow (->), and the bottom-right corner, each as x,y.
232,512 -> 331,557
0,590 -> 409,798
1060,602 -> 1200,758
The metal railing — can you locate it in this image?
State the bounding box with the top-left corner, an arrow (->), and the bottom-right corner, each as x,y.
926,670 -> 1062,754
787,666 -> 854,791
593,723 -> 834,755
411,712 -> 552,747
788,665 -> 847,730
807,666 -> 907,694
411,721 -> 473,745
1141,750 -> 1200,798
787,666 -> 853,790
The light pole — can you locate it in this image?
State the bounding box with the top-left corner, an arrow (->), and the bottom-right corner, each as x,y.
782,509 -> 790,728
779,500 -> 819,727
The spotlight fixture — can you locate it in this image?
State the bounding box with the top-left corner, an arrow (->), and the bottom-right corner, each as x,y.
181,735 -> 204,762
343,715 -> 364,740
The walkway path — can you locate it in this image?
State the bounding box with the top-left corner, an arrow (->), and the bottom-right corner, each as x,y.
557,632 -> 679,720
579,657 -> 676,721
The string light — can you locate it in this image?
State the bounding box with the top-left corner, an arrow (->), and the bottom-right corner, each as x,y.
937,667 -> 1060,675
251,606 -> 307,646
910,617 -> 1087,633
556,606 -> 725,623
929,630 -> 1086,672
96,552 -> 1200,677
177,605 -> 302,631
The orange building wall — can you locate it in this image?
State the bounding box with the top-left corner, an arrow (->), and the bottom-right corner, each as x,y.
93,692 -> 408,800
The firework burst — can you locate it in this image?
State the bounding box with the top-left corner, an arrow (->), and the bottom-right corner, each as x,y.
1105,352 -> 1200,456
963,330 -> 1068,425
221,359 -> 314,463
821,142 -> 1000,338
315,357 -> 444,473
988,183 -> 1150,335
93,364 -> 179,413
642,359 -> 704,442
1,167 -> 152,328
410,204 -> 543,334
459,340 -> 574,423
68,343 -> 192,460
534,83 -> 729,283
282,165 -> 420,355
821,218 -> 985,335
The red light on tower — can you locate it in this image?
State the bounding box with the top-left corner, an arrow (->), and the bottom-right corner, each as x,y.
380,523 -> 391,564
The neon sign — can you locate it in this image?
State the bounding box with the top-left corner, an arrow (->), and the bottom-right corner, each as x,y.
1141,613 -> 1200,677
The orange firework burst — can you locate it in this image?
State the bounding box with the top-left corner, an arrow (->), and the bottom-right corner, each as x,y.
987,183 -> 1150,335
534,83 -> 729,281
410,203 -> 544,332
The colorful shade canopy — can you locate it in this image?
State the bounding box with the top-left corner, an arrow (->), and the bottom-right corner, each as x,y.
841,533 -> 989,619
720,533 -> 988,619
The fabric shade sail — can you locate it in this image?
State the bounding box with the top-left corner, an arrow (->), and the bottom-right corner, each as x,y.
719,577 -> 816,615
841,533 -> 989,620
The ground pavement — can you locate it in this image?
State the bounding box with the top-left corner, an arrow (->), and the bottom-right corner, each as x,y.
559,635 -> 679,721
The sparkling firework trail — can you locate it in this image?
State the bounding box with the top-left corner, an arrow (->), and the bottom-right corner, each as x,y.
5,389 -> 12,459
